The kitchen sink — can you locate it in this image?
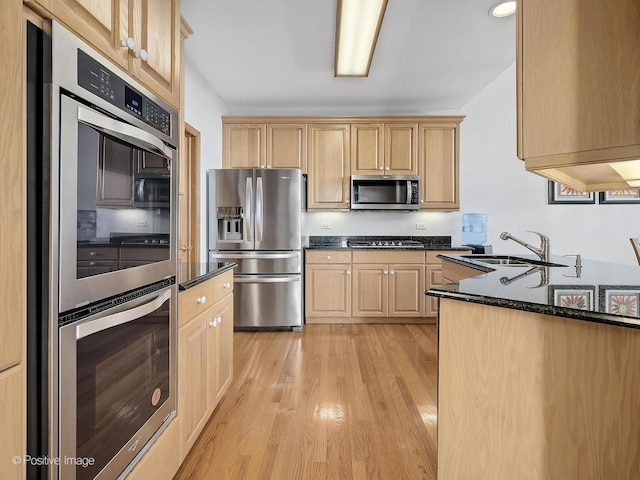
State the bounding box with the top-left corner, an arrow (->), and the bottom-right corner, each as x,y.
460,255 -> 567,267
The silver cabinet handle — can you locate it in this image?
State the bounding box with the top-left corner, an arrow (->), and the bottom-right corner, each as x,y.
76,289 -> 171,340
78,106 -> 172,157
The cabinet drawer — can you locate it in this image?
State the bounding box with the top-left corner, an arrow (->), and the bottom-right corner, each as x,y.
212,269 -> 234,303
179,278 -> 215,328
306,250 -> 352,264
352,250 -> 425,264
426,250 -> 470,264
77,246 -> 118,261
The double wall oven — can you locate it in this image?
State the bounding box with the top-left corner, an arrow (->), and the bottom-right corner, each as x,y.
27,21 -> 178,480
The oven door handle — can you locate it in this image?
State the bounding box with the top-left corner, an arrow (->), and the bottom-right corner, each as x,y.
75,289 -> 171,340
77,106 -> 173,158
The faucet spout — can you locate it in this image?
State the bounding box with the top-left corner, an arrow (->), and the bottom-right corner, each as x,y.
500,231 -> 550,262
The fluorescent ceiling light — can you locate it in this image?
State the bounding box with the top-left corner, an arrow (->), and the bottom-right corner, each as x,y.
335,0 -> 388,77
489,1 -> 516,18
609,159 -> 640,187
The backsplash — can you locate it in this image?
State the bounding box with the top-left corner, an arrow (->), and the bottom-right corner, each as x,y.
96,207 -> 170,238
303,210 -> 461,241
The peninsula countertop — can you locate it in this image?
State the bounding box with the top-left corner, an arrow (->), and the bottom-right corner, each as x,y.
428,253 -> 640,329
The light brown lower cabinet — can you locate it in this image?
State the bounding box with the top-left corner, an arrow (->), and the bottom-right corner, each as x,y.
305,249 -> 427,323
177,270 -> 234,463
0,365 -> 24,480
305,250 -> 353,318
425,250 -> 471,317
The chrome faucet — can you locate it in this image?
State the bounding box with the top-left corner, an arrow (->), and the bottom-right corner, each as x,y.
500,231 -> 550,262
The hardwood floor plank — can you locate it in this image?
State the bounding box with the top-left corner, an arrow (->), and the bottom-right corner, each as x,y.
174,324 -> 437,480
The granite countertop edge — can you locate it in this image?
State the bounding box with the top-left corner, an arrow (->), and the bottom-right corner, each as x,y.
428,253 -> 640,330
178,263 -> 236,290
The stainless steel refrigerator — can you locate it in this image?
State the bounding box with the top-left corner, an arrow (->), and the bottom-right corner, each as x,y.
208,168 -> 303,330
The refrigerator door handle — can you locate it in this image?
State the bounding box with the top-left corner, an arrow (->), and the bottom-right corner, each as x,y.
234,275 -> 300,284
211,252 -> 300,260
245,176 -> 253,240
256,176 -> 264,241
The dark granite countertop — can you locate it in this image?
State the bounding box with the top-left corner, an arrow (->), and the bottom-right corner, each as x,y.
178,262 -> 236,290
428,253 -> 640,329
306,235 -> 470,251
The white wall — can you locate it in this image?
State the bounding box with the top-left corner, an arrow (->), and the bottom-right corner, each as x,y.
184,59 -> 228,261
185,61 -> 639,265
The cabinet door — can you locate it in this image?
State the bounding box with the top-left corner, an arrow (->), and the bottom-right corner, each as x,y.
389,264 -> 425,317
0,366 -> 24,480
352,264 -> 388,317
125,418 -> 179,480
518,0 -> 640,161
425,265 -> 443,317
223,124 -> 266,168
305,264 -> 352,317
385,123 -> 417,174
96,135 -> 135,206
129,0 -> 180,108
267,124 -> 307,172
210,294 -> 233,407
419,125 -> 458,210
351,123 -> 384,174
307,124 -> 351,209
178,312 -> 210,459
49,0 -> 129,69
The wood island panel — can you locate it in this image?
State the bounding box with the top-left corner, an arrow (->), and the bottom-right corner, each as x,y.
438,298 -> 640,480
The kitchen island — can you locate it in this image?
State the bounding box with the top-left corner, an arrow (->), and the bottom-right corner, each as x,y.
428,254 -> 640,480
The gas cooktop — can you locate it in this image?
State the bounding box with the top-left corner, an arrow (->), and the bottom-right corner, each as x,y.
347,240 -> 424,249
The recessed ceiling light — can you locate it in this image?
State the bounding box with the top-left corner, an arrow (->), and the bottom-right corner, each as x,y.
489,1 -> 516,18
335,0 -> 388,77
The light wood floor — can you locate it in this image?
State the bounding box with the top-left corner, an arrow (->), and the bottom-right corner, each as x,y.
174,324 -> 438,480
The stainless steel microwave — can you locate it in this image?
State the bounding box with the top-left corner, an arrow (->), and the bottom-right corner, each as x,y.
351,175 -> 420,210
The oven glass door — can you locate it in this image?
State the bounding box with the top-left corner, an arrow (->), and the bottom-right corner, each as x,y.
59,286 -> 173,480
58,94 -> 176,312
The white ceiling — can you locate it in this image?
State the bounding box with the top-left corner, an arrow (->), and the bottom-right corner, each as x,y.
181,0 -> 516,112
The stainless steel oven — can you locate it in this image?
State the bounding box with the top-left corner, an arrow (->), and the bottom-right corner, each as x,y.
53,22 -> 179,313
59,282 -> 176,480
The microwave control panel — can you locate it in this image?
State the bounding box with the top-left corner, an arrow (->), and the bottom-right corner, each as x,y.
77,49 -> 171,136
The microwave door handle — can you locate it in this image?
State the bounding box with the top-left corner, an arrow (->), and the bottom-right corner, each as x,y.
256,176 -> 263,241
77,105 -> 173,158
75,289 -> 171,340
406,181 -> 412,204
245,176 -> 253,240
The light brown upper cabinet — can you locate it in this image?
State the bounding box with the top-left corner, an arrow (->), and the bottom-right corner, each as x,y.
419,123 -> 460,211
222,121 -> 307,171
47,0 -> 180,108
351,123 -> 417,175
222,123 -> 266,169
267,124 -> 307,171
307,123 -> 351,210
517,0 -> 640,191
351,123 -> 384,174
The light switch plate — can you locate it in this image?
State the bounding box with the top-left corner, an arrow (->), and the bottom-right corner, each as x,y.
415,223 -> 426,230
320,223 -> 331,229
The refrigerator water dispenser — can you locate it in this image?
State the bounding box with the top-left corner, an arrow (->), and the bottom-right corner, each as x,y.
218,206 -> 243,241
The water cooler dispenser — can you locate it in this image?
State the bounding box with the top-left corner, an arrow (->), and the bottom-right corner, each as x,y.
462,213 -> 493,254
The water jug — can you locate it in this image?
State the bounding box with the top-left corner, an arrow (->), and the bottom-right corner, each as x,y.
462,213 -> 488,245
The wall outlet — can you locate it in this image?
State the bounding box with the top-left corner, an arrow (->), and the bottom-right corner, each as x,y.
136,220 -> 147,227
320,223 -> 331,229
415,223 -> 426,230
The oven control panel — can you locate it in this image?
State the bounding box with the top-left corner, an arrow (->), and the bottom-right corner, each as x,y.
77,50 -> 171,136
